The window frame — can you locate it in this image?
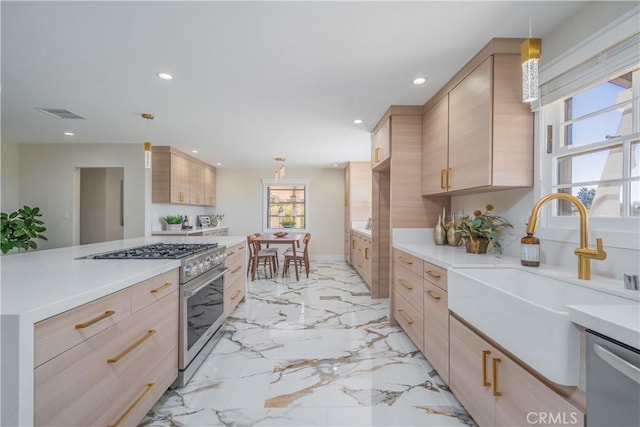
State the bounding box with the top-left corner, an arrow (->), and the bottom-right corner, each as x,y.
261,178 -> 310,234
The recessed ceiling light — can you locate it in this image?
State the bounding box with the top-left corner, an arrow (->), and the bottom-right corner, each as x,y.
158,72 -> 173,80
191,150 -> 198,154
353,119 -> 363,124
333,163 -> 339,167
64,131 -> 74,136
413,77 -> 427,85
216,162 -> 222,166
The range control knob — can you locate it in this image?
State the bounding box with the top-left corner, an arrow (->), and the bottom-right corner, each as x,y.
184,264 -> 194,277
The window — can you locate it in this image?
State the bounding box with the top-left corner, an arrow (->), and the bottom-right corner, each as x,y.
262,179 -> 309,232
543,68 -> 640,220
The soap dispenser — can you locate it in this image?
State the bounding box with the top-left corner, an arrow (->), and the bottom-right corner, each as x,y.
520,232 -> 540,267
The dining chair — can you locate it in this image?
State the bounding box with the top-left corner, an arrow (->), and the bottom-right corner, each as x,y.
253,233 -> 279,270
247,234 -> 277,280
282,233 -> 311,279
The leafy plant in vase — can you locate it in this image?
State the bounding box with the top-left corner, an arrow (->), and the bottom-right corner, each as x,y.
212,214 -> 225,226
280,217 -> 296,228
164,215 -> 183,231
455,205 -> 512,254
1,205 -> 48,254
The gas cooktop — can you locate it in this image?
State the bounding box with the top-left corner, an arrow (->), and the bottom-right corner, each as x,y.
90,243 -> 219,260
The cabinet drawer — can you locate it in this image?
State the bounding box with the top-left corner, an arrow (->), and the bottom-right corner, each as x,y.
131,269 -> 179,313
224,262 -> 245,290
225,242 -> 246,263
393,250 -> 423,277
224,277 -> 245,317
423,260 -> 448,291
34,288 -> 132,367
393,263 -> 423,314
394,290 -> 423,350
34,290 -> 178,426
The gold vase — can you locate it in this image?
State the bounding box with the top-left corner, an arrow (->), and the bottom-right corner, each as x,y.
465,238 -> 490,254
447,213 -> 461,246
434,215 -> 446,245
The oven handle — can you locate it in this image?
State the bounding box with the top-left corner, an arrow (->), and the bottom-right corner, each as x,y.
594,343 -> 640,384
183,268 -> 229,297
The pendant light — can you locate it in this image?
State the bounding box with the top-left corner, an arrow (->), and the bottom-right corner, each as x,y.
142,113 -> 154,168
521,17 -> 541,103
274,157 -> 286,182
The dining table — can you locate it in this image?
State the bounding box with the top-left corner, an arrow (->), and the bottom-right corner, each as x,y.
253,232 -> 305,281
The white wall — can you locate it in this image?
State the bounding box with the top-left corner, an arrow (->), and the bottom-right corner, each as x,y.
17,143 -> 146,250
215,167 -> 345,259
0,141 -> 20,213
450,2 -> 640,281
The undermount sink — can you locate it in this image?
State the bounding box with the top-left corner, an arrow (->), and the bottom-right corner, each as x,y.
448,266 -> 633,386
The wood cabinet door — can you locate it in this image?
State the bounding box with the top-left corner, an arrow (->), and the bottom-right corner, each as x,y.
449,316 -> 495,427
170,154 -> 190,203
189,162 -> 205,205
423,281 -> 449,383
494,353 -> 584,427
204,166 -> 216,206
448,56 -> 493,191
371,117 -> 390,169
421,95 -> 449,195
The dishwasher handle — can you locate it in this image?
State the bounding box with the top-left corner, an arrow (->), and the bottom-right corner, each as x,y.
594,343 -> 640,385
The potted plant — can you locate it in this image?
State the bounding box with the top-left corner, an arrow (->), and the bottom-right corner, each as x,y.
0,205 -> 48,254
455,204 -> 512,254
280,217 -> 296,228
164,215 -> 183,231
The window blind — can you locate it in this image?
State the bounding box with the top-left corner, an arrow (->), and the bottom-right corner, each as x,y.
539,32 -> 639,107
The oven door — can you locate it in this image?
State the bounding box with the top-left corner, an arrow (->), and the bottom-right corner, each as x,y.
179,265 -> 227,371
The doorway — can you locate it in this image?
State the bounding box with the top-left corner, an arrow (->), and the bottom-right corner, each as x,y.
79,167 -> 124,245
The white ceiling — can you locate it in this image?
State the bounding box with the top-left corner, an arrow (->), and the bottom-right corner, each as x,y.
1,1 -> 587,169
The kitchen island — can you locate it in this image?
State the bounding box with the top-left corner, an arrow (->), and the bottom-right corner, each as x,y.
1,235 -> 244,427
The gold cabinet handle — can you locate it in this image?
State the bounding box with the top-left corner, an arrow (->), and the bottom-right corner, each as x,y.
492,358 -> 502,397
398,256 -> 413,266
108,383 -> 155,427
179,191 -> 184,202
352,240 -> 356,249
107,330 -> 156,364
398,278 -> 414,290
397,309 -> 414,325
75,310 -> 115,329
440,169 -> 446,189
150,282 -> 172,294
375,147 -> 381,163
446,168 -> 451,189
227,250 -> 235,256
425,290 -> 441,300
365,247 -> 369,260
230,266 -> 242,274
482,350 -> 491,387
231,290 -> 241,300
425,270 -> 441,279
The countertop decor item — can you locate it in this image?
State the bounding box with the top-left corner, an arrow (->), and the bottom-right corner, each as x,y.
0,205 -> 48,254
456,204 -> 512,254
446,212 -> 462,246
280,217 -> 296,228
164,215 -> 183,231
434,214 -> 446,245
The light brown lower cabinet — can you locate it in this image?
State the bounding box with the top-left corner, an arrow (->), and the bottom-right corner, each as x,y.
224,241 -> 246,316
351,231 -> 372,287
34,270 -> 179,427
449,315 -> 584,427
423,279 -> 449,383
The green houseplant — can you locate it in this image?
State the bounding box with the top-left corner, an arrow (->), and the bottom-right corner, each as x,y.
164,215 -> 183,231
455,205 -> 512,254
280,217 -> 296,228
1,206 -> 48,254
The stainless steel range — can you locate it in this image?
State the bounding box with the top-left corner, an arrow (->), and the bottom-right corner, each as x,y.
89,242 -> 227,386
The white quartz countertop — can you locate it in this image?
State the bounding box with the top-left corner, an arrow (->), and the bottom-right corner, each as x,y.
151,225 -> 229,235
567,304 -> 640,350
0,235 -> 244,323
393,234 -> 640,351
351,228 -> 372,238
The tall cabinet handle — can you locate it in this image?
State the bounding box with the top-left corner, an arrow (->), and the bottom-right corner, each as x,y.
440,169 -> 446,189
375,147 -> 381,163
445,168 -> 451,189
482,350 -> 491,387
492,358 -> 502,397
108,383 -> 155,427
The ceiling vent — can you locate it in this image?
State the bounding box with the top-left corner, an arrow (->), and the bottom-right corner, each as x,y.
37,108 -> 85,119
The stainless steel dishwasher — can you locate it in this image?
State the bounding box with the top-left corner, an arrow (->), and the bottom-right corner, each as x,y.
586,330 -> 640,427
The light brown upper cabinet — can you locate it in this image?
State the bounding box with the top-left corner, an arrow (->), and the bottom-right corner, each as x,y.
371,117 -> 390,169
204,166 -> 216,206
152,146 -> 217,206
421,38 -> 534,196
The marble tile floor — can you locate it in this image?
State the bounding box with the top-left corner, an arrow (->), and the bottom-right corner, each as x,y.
141,261 -> 476,427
